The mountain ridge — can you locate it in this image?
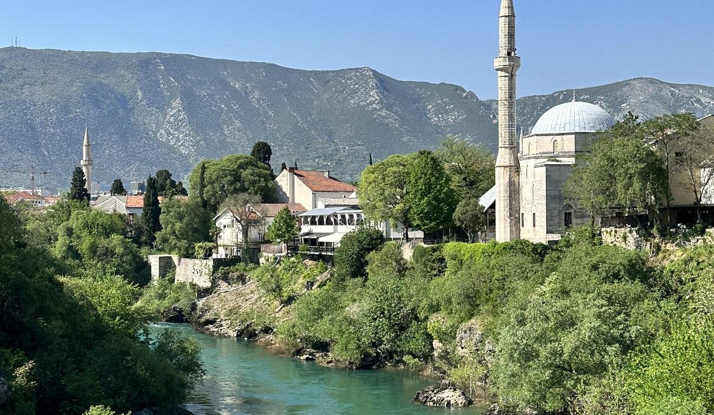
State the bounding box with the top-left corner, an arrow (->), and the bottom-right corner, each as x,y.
0,47 -> 712,189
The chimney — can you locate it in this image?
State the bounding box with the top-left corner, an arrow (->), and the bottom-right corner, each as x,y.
324,170 -> 330,178
287,167 -> 295,203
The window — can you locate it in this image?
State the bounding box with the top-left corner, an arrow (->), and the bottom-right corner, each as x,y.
553,140 -> 560,154
521,213 -> 525,228
532,213 -> 536,228
564,211 -> 573,228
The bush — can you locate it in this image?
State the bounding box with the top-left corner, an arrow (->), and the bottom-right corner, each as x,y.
334,227 -> 385,281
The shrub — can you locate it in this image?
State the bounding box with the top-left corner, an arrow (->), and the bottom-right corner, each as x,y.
334,227 -> 385,281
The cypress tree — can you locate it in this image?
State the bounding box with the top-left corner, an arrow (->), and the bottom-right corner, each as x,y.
280,162 -> 288,172
142,176 -> 162,245
197,162 -> 207,209
69,166 -> 90,203
110,179 -> 126,195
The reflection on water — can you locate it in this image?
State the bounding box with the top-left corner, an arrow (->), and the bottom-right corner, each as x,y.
152,323 -> 485,415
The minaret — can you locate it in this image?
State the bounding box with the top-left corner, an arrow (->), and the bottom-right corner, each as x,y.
80,127 -> 93,194
494,0 -> 521,242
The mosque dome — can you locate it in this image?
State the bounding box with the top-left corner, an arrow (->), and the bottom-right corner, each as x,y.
530,101 -> 615,135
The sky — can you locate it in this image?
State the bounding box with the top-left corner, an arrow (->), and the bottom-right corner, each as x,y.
0,0 -> 712,99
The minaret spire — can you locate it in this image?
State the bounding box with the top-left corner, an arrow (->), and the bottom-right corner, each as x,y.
494,0 -> 521,242
81,126 -> 93,194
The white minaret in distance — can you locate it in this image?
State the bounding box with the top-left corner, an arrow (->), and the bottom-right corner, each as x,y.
80,126 -> 93,194
494,0 -> 521,242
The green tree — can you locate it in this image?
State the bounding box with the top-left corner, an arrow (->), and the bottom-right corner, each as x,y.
453,198 -> 485,242
155,198 -> 212,258
266,206 -> 298,244
358,153 -> 415,240
565,117 -> 669,229
640,113 -> 700,228
672,116 -> 712,223
251,141 -> 273,166
175,181 -> 188,196
188,155 -> 276,212
69,166 -> 91,203
155,169 -> 178,197
110,179 -> 126,195
280,161 -> 287,172
407,150 -> 457,234
435,135 -> 495,200
141,176 -> 162,246
334,227 -> 386,281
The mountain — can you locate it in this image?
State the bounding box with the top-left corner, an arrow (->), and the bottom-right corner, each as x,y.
488,78 -> 714,133
1,48 -> 713,189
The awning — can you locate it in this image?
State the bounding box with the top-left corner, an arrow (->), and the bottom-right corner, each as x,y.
318,233 -> 347,243
479,185 -> 496,212
299,207 -> 349,217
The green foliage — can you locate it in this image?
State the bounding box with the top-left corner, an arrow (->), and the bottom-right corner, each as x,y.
83,405 -> 129,415
334,227 -> 386,281
266,206 -> 299,244
109,179 -> 126,196
0,196 -> 204,414
407,150 -> 457,233
435,135 -> 495,200
188,154 -> 276,212
251,141 -> 273,166
155,198 -> 212,257
60,274 -> 145,335
623,320 -> 714,415
69,166 -> 91,203
453,198 -> 486,242
155,169 -> 177,197
493,242 -> 654,413
252,257 -> 327,304
565,116 -> 670,228
141,176 -> 162,245
136,279 -> 197,321
358,153 -> 416,239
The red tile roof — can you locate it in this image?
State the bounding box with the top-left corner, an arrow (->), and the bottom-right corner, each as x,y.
293,170 -> 356,193
125,195 -> 166,208
4,191 -> 41,204
253,203 -> 306,217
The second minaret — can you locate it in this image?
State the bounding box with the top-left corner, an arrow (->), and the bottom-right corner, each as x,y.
494,0 -> 521,242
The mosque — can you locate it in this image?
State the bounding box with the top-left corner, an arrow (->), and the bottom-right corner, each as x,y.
481,0 -> 617,244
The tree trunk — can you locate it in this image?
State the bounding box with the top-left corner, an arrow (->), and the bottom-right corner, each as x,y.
242,224 -> 250,264
402,221 -> 410,243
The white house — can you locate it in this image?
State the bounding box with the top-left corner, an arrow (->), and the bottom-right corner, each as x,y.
214,203 -> 306,258
275,168 -> 356,210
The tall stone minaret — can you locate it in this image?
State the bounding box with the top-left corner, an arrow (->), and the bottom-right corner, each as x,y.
80,127 -> 93,194
494,0 -> 521,242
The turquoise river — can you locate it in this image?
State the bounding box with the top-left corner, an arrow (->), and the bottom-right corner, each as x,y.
152,323 -> 487,415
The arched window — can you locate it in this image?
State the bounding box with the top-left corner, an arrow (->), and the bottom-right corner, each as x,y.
528,142 -> 532,155
553,139 -> 560,154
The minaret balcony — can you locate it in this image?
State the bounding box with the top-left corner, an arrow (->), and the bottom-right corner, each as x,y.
494,56 -> 521,73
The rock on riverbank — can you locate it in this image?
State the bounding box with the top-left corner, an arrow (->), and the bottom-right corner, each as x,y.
414,380 -> 472,408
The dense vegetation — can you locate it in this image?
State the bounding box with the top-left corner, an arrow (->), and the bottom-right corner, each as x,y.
202,225 -> 714,415
0,195 -> 204,414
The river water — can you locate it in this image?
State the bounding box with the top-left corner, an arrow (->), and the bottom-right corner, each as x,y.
152,323 -> 486,415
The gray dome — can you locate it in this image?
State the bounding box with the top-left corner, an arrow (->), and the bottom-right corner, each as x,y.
531,101 -> 615,135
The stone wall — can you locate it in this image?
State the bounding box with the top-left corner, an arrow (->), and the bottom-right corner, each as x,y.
149,254 -> 214,289
601,227 -> 650,251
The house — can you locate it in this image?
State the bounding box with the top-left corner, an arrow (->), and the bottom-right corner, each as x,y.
297,201 -> 424,254
275,168 -> 356,210
3,191 -> 58,208
214,203 -> 306,258
93,195 -> 170,222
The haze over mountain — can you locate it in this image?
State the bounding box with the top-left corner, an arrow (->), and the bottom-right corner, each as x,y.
1,47 -> 713,189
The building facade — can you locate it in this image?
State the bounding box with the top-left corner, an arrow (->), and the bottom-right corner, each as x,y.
274,168 -> 356,210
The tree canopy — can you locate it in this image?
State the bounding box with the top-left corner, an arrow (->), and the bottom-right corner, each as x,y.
110,179 -> 126,196
358,154 -> 416,240
251,141 -> 273,166
266,206 -> 299,245
407,150 -> 457,234
155,198 -> 212,258
188,154 -> 276,212
435,135 -> 495,200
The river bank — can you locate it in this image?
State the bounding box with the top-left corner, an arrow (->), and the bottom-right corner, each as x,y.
152,323 -> 487,414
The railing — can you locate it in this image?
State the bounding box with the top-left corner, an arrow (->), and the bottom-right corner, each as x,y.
286,244 -> 336,255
